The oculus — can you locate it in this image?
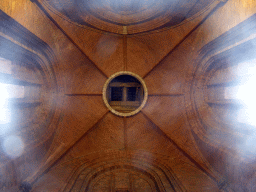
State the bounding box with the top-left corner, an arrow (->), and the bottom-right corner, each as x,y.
103,71 -> 148,117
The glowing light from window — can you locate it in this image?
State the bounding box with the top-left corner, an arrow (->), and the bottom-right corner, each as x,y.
2,135 -> 24,158
0,57 -> 12,74
0,83 -> 11,124
0,83 -> 24,125
226,59 -> 256,126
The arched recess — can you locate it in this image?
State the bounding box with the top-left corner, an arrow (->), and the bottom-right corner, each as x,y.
0,9 -> 59,149
82,165 -> 159,191
41,0 -> 220,35
55,151 -> 186,192
185,14 -> 256,160
183,14 -> 256,192
0,9 -> 60,191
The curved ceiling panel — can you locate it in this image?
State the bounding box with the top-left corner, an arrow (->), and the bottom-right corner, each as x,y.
43,0 -> 216,34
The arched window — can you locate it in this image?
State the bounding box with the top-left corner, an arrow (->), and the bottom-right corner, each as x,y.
0,55 -> 43,134
224,58 -> 256,125
0,57 -> 24,125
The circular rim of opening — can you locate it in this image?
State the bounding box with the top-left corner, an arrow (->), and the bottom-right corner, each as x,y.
103,71 -> 148,117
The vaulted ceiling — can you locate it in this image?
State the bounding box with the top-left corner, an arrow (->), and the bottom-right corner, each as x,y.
0,0 -> 256,191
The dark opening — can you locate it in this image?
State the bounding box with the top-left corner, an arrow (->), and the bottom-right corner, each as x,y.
106,74 -> 144,113
115,190 -> 129,192
111,75 -> 140,84
111,87 -> 123,101
127,87 -> 137,101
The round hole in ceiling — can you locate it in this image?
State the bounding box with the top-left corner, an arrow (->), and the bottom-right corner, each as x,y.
102,71 -> 148,117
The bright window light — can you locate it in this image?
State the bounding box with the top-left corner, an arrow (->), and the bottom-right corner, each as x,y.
0,57 -> 12,74
225,59 -> 256,126
0,83 -> 10,124
0,58 -> 25,125
0,83 -> 25,124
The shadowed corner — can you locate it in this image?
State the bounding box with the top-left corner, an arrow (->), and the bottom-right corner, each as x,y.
19,182 -> 32,192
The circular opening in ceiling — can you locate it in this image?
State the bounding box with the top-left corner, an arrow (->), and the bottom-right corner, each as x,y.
103,71 -> 148,117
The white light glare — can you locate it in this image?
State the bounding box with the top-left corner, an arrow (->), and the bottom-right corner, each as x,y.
0,83 -> 10,124
230,60 -> 256,126
0,83 -> 24,125
2,135 -> 24,158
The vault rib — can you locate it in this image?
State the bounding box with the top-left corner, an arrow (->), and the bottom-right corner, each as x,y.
30,0 -> 109,79
124,117 -> 127,150
23,111 -> 110,186
140,111 -> 219,185
148,94 -> 184,97
142,0 -> 227,79
123,35 -> 128,71
65,94 -> 102,96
